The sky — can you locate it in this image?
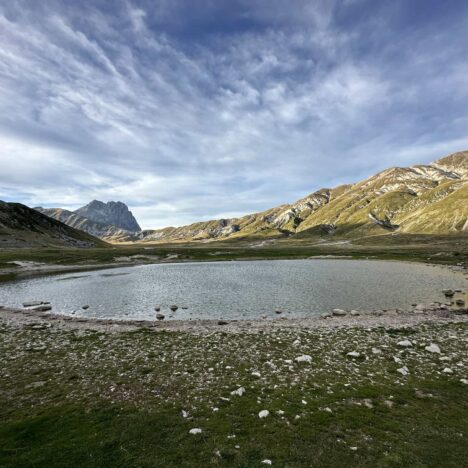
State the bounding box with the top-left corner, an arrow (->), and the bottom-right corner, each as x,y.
0,0 -> 467,229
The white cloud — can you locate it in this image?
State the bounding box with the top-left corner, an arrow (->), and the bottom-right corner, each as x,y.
0,1 -> 467,228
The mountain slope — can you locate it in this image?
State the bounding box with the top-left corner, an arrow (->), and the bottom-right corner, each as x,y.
134,150 -> 468,243
35,207 -> 138,242
75,200 -> 141,232
33,151 -> 468,244
0,201 -> 108,248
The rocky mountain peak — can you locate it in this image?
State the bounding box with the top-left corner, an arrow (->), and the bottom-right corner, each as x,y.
74,200 -> 141,232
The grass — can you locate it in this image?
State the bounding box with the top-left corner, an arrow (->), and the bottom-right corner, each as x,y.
0,322 -> 467,467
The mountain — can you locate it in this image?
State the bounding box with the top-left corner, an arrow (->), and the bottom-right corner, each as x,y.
0,201 -> 107,248
34,207 -> 139,243
133,150 -> 467,243
75,200 -> 141,232
33,151 -> 468,244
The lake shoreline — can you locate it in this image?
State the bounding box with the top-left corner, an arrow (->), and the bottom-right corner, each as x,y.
1,304 -> 467,334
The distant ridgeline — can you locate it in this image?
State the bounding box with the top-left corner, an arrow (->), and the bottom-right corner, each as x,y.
35,151 -> 467,243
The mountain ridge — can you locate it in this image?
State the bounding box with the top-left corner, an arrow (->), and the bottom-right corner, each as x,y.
0,201 -> 107,248
34,151 -> 468,243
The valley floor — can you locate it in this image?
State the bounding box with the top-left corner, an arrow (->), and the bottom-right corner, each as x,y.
1,234 -> 467,466
0,306 -> 467,467
0,233 -> 467,283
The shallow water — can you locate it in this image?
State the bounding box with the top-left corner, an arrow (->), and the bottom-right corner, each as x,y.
0,259 -> 464,321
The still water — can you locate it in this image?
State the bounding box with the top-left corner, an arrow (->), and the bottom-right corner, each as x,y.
0,260 -> 464,320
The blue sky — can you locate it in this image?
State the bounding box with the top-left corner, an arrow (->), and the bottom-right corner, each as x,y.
0,0 -> 467,228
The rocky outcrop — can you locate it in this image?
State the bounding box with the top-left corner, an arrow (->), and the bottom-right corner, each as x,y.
35,207 -> 138,242
75,200 -> 141,232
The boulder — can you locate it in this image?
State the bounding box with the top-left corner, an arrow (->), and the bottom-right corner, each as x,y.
350,310 -> 360,316
170,305 -> 178,311
230,387 -> 246,396
397,340 -> 412,348
332,309 -> 346,316
442,289 -> 455,297
22,301 -> 43,307
425,343 -> 441,354
295,355 -> 312,363
455,299 -> 465,306
82,305 -> 90,310
154,305 -> 161,312
31,305 -> 52,312
218,320 -> 228,325
156,313 -> 165,320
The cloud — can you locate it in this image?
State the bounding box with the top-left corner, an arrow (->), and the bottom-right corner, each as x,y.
0,0 -> 467,228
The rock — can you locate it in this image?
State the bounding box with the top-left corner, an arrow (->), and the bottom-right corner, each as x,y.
425,343 -> 441,354
181,410 -> 188,418
320,312 -> 332,319
346,351 -> 360,358
0,305 -> 4,309
231,387 -> 246,396
181,306 -> 188,309
31,305 -> 52,312
22,301 -> 43,307
154,305 -> 161,312
460,379 -> 468,385
261,460 -> 272,465
82,305 -> 90,310
189,428 -> 202,435
292,339 -> 301,347
251,371 -> 261,378
455,299 -> 465,306
258,410 -> 270,418
156,313 -> 165,320
170,305 -> 178,311
27,345 -> 47,352
443,289 -> 455,297
332,309 -> 346,316
414,304 -> 425,311
442,367 -> 453,374
275,309 -> 283,314
218,320 -> 228,325
295,355 -> 312,363
397,366 -> 409,376
397,340 -> 412,348
350,310 -> 360,316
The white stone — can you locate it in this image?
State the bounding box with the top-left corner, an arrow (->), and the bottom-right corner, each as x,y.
397,340 -> 412,348
295,355 -> 312,363
442,367 -> 453,374
261,460 -> 272,465
460,379 -> 468,385
347,351 -> 360,358
189,428 -> 202,435
259,410 -> 270,418
231,387 -> 246,397
251,371 -> 261,378
293,339 -> 301,347
397,366 -> 409,376
425,343 -> 441,354
181,410 -> 188,418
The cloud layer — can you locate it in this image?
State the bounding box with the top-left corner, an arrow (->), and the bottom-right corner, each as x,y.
1,0 -> 467,228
